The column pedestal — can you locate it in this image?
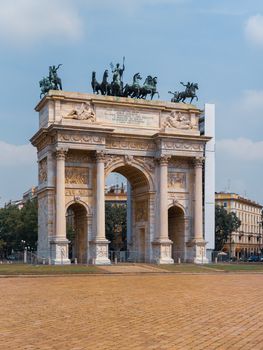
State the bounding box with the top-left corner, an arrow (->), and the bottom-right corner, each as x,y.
90,239 -> 111,265
152,239 -> 174,264
49,237 -> 71,265
186,239 -> 208,264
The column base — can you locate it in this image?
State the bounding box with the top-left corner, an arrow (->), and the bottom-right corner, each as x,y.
186,239 -> 208,264
152,239 -> 174,264
90,239 -> 111,265
49,237 -> 71,265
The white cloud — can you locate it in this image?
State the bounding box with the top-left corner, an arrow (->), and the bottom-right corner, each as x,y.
217,138 -> 263,161
245,14 -> 263,47
240,90 -> 263,112
0,141 -> 36,166
0,0 -> 83,45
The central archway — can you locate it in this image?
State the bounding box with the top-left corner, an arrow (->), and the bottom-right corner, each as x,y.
106,163 -> 151,263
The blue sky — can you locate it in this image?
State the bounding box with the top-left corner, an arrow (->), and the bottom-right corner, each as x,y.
0,0 -> 263,206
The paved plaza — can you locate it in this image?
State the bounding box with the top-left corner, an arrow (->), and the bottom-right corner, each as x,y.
1,273 -> 263,349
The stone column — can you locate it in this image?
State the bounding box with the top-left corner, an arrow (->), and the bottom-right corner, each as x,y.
49,147 -> 70,265
194,157 -> 204,240
91,151 -> 110,265
159,155 -> 169,239
152,155 -> 173,264
56,148 -> 67,239
186,157 -> 208,264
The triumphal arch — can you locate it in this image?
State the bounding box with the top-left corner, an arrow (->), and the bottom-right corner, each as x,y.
31,90 -> 210,264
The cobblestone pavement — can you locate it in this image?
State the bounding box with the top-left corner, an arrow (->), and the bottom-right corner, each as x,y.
1,274 -> 263,350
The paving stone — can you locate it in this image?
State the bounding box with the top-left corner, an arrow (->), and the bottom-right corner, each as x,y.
1,274 -> 263,349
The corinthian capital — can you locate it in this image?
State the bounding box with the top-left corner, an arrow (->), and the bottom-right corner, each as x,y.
56,147 -> 68,160
158,154 -> 170,166
96,150 -> 106,162
193,157 -> 204,168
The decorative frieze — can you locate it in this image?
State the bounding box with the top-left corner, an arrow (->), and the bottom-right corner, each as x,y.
162,141 -> 203,152
107,138 -> 155,151
66,151 -> 90,163
65,189 -> 90,197
58,133 -> 105,145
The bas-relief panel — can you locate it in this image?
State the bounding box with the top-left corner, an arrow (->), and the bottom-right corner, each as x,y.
65,167 -> 89,185
62,102 -> 96,122
168,172 -> 186,190
135,201 -> 148,222
39,158 -> 47,184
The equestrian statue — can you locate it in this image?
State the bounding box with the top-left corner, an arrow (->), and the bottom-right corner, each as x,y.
39,64 -> 63,98
169,82 -> 198,104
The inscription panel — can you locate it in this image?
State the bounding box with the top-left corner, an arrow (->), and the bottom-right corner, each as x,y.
96,106 -> 159,128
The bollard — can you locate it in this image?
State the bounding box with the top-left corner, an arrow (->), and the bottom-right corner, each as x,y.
215,257 -> 218,264
74,258 -> 78,264
114,256 -> 118,264
48,257 -> 51,265
42,258 -> 46,265
178,257 -> 181,264
92,258 -> 95,265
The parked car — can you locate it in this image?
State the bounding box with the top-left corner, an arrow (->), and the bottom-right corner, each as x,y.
247,256 -> 260,262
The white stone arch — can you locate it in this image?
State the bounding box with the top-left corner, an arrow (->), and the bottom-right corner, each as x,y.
65,199 -> 92,217
105,157 -> 155,192
168,201 -> 186,216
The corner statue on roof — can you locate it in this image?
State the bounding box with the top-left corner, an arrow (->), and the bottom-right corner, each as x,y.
169,82 -> 199,104
39,64 -> 63,98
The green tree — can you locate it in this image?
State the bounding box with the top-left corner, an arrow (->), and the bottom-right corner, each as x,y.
105,203 -> 127,251
215,205 -> 241,251
0,199 -> 38,257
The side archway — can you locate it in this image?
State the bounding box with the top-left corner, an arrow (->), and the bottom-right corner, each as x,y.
66,202 -> 88,263
168,205 -> 186,262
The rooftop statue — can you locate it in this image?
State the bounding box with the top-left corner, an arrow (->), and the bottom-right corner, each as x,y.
110,58 -> 125,96
91,57 -> 159,100
169,82 -> 198,104
39,64 -> 63,98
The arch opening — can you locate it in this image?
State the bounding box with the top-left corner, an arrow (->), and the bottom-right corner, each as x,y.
168,205 -> 185,262
66,203 -> 88,264
106,164 -> 151,263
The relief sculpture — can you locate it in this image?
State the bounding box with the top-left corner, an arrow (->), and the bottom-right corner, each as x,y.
168,172 -> 186,189
64,102 -> 95,122
135,201 -> 148,221
65,167 -> 88,184
39,158 -> 47,183
163,111 -> 192,129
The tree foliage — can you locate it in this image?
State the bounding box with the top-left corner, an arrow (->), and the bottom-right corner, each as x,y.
215,205 -> 241,251
105,203 -> 127,251
0,199 -> 38,257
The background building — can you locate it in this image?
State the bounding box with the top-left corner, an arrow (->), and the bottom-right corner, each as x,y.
215,192 -> 263,258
